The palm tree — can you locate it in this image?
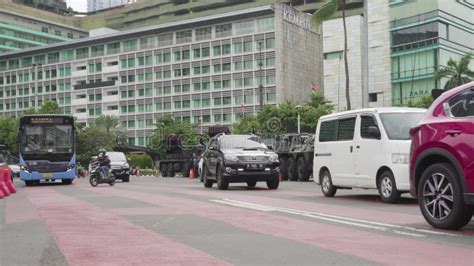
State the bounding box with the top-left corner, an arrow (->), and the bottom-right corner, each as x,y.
94,115 -> 119,134
435,54 -> 474,90
312,0 -> 351,110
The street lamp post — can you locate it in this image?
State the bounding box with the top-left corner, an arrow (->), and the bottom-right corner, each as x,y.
296,105 -> 302,134
258,42 -> 264,109
32,63 -> 42,109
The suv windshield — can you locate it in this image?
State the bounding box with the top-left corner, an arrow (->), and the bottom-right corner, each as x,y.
220,136 -> 266,150
22,125 -> 73,154
107,152 -> 127,162
380,112 -> 425,140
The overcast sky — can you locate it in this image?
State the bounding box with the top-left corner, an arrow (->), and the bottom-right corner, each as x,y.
67,0 -> 87,12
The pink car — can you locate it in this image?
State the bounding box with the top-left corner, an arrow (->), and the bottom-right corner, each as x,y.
410,81 -> 474,229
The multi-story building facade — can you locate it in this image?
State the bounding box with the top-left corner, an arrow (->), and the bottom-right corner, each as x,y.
390,0 -> 473,105
87,0 -> 132,12
0,9 -> 89,54
323,0 -> 473,110
0,4 -> 322,146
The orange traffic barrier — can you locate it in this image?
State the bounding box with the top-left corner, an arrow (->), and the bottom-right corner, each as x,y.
189,168 -> 196,179
1,169 -> 16,194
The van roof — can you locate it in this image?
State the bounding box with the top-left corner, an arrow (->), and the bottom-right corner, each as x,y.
320,107 -> 426,120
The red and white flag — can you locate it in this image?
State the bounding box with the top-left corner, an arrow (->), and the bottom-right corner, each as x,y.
311,82 -> 317,95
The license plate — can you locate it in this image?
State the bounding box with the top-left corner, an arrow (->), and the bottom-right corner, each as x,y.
43,173 -> 53,178
247,164 -> 261,169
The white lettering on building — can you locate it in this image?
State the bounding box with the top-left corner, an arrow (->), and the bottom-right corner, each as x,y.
282,5 -> 319,34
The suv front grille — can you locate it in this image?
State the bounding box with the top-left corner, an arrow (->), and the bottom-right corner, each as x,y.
237,156 -> 269,162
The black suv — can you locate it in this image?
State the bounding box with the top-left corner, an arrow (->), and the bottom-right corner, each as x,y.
202,134 -> 280,190
89,152 -> 130,182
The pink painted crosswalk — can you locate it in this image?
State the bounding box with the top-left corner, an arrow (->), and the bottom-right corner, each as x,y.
2,178 -> 473,265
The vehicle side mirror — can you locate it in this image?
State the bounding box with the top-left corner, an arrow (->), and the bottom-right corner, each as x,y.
368,126 -> 381,139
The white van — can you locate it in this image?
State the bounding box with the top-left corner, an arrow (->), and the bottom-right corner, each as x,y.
313,107 -> 426,203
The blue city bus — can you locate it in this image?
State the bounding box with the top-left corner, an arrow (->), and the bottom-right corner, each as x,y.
18,115 -> 76,186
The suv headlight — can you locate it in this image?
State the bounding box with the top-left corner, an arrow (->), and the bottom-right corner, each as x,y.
224,154 -> 238,162
269,153 -> 279,162
392,153 -> 409,164
123,163 -> 129,169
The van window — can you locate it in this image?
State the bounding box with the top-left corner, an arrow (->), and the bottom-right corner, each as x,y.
337,117 -> 356,141
319,120 -> 337,142
360,116 -> 378,139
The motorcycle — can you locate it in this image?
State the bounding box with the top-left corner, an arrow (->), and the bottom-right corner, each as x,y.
89,163 -> 115,187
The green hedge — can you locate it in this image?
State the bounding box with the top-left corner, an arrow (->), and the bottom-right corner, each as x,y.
128,154 -> 154,169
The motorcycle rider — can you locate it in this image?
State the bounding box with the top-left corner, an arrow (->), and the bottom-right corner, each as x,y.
97,150 -> 111,179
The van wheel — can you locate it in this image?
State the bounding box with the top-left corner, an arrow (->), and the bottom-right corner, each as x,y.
297,157 -> 310,181
279,158 -> 289,180
161,164 -> 168,177
418,163 -> 473,229
320,170 -> 336,197
378,170 -> 400,203
203,165 -> 213,188
288,157 -> 297,181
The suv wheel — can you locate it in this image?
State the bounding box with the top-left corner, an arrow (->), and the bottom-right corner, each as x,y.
288,157 -> 297,181
378,170 -> 400,203
122,175 -> 130,182
266,176 -> 279,190
203,165 -> 213,188
247,181 -> 257,188
297,157 -> 310,181
216,165 -> 228,190
418,163 -> 473,229
320,170 -> 337,197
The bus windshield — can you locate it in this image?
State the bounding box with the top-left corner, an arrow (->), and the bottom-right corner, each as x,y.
21,125 -> 73,154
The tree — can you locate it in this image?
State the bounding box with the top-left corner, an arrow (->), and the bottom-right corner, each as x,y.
408,95 -> 434,109
76,126 -> 116,165
0,117 -> 19,155
38,100 -> 62,114
435,54 -> 474,90
232,115 -> 259,135
312,0 -> 351,110
231,93 -> 333,136
93,115 -> 120,134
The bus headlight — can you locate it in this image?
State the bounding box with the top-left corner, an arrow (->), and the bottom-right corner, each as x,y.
67,164 -> 76,170
20,165 -> 28,171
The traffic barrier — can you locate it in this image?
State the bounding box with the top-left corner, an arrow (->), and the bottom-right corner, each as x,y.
189,168 -> 196,179
1,169 -> 16,194
0,171 -> 11,197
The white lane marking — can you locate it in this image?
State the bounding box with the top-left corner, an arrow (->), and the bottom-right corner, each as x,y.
212,198 -> 462,238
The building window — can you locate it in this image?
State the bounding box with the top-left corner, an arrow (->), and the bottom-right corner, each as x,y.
107,42 -> 121,54
324,51 -> 343,60
158,33 -> 173,47
235,20 -> 254,35
257,17 -> 274,32
216,24 -> 232,38
195,27 -> 212,41
234,42 -> 242,54
369,93 -> 378,102
55,30 -> 62,36
123,39 -> 137,52
176,30 -> 192,44
67,33 -> 74,39
243,41 -> 253,52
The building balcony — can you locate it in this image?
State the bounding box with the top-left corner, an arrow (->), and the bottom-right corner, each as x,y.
74,80 -> 116,90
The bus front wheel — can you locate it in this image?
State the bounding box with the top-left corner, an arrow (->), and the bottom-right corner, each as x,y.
62,179 -> 73,185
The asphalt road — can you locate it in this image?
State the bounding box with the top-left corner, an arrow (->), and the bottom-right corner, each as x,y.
1,176 -> 473,265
